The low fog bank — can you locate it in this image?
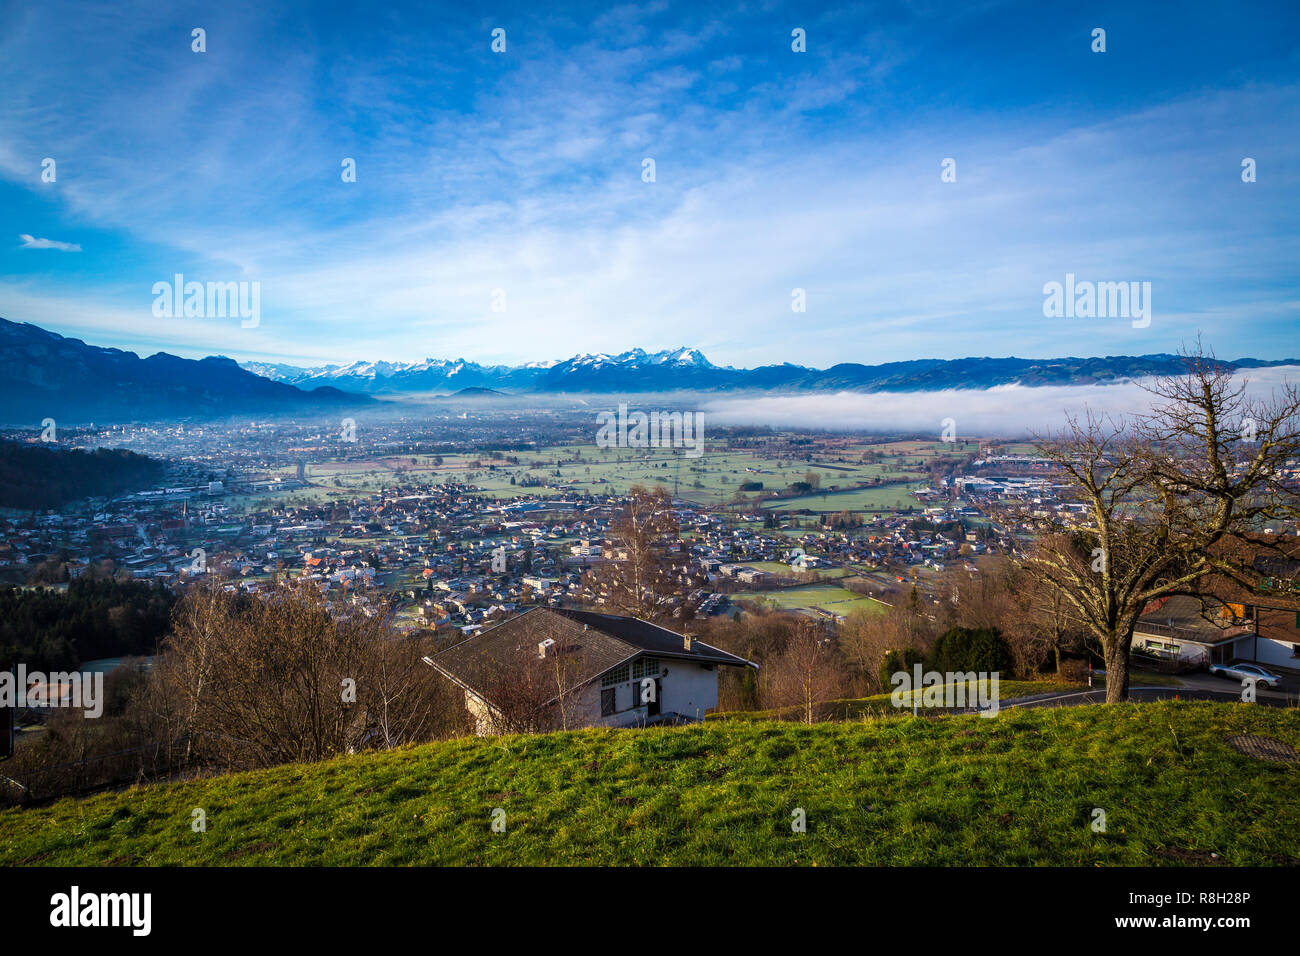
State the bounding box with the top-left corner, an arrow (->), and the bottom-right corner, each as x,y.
701,366 -> 1300,438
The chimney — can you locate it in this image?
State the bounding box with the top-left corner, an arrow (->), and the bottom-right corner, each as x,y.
538,637 -> 556,659
683,633 -> 692,651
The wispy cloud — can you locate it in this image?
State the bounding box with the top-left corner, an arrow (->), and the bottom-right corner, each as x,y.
0,0 -> 1295,367
18,234 -> 81,252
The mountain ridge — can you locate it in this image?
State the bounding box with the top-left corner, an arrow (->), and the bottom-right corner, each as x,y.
0,317 -> 373,424
240,346 -> 1300,395
5,318 -> 1296,418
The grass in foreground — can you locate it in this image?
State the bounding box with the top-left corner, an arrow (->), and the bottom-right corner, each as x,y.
2,701 -> 1297,866
708,679 -> 1078,722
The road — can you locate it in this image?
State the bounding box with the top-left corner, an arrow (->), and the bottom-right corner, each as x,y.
1002,682 -> 1299,710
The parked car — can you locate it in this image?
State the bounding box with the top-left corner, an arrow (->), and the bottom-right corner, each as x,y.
1208,662 -> 1284,689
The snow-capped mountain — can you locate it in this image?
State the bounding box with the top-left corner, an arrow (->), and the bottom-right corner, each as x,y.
561,347 -> 717,370
237,347 -> 1300,396
241,347 -> 727,393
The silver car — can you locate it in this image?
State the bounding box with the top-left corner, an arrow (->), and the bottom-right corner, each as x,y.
1208,662 -> 1284,689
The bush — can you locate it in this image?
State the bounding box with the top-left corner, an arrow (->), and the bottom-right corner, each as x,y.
879,647 -> 926,689
926,626 -> 1013,675
1057,658 -> 1090,684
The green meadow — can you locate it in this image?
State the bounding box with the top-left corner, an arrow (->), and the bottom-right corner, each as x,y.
4,702 -> 1298,866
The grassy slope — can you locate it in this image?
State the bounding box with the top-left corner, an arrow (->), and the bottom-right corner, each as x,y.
708,680 -> 1081,722
3,702 -> 1298,866
717,672 -> 1186,723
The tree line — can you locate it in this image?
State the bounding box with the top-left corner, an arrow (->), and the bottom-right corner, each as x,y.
0,440 -> 164,510
0,577 -> 176,672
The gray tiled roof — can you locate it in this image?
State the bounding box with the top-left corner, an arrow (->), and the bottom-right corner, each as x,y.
548,608 -> 753,667
431,607 -> 752,701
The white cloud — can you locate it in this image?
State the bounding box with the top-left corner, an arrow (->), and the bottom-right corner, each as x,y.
704,366 -> 1300,437
0,3 -> 1295,368
18,234 -> 81,251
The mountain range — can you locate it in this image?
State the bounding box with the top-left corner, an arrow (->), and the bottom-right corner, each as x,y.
0,318 -> 370,424
242,346 -> 1300,395
4,316 -> 1297,425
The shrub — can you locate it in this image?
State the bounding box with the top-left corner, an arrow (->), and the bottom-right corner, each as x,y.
879,647 -> 926,689
926,626 -> 1013,675
1057,658 -> 1090,684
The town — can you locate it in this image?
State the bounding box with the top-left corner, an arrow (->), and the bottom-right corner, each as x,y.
0,411 -> 1040,630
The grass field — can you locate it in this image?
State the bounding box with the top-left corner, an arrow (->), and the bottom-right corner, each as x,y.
745,561 -> 852,580
760,482 -> 922,513
3,701 -> 1298,866
223,439 -> 972,511
732,583 -> 891,616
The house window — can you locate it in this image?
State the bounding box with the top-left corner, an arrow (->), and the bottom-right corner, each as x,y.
600,688 -> 616,717
632,656 -> 660,680
602,665 -> 629,687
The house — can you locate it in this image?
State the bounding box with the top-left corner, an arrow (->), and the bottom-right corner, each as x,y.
1233,602 -> 1300,670
1210,549 -> 1300,671
424,607 -> 755,734
1132,595 -> 1254,669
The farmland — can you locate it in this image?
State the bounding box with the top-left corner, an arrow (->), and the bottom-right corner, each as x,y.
230,437 -> 979,513
732,582 -> 891,617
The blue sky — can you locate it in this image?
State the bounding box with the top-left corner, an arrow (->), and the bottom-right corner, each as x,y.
1,0 -> 1297,369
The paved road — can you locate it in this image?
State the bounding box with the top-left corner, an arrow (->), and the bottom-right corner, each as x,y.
1002,684 -> 1298,710
1178,670 -> 1300,696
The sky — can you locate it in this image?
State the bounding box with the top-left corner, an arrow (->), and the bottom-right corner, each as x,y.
1,0 -> 1297,370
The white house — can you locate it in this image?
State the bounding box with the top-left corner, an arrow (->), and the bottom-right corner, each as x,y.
424,607 -> 755,734
1132,595 -> 1254,668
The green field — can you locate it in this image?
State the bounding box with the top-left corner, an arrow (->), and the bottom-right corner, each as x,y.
745,561 -> 852,580
732,583 -> 891,616
760,482 -> 922,513
225,438 -> 976,512
4,702 -> 1298,865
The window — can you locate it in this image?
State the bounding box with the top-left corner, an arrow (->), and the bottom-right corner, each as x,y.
602,665 -> 629,687
632,657 -> 660,680
600,688 -> 616,717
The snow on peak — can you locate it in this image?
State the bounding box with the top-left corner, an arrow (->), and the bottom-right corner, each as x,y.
649,347 -> 713,368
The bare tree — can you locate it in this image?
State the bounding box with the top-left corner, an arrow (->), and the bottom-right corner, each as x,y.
156,582 -> 460,768
838,584 -> 944,693
1020,344 -> 1300,702
364,634 -> 466,748
762,621 -> 845,724
938,560 -> 1084,678
583,485 -> 702,622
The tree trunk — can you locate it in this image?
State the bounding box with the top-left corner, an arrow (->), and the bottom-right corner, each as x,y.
1103,637 -> 1130,703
